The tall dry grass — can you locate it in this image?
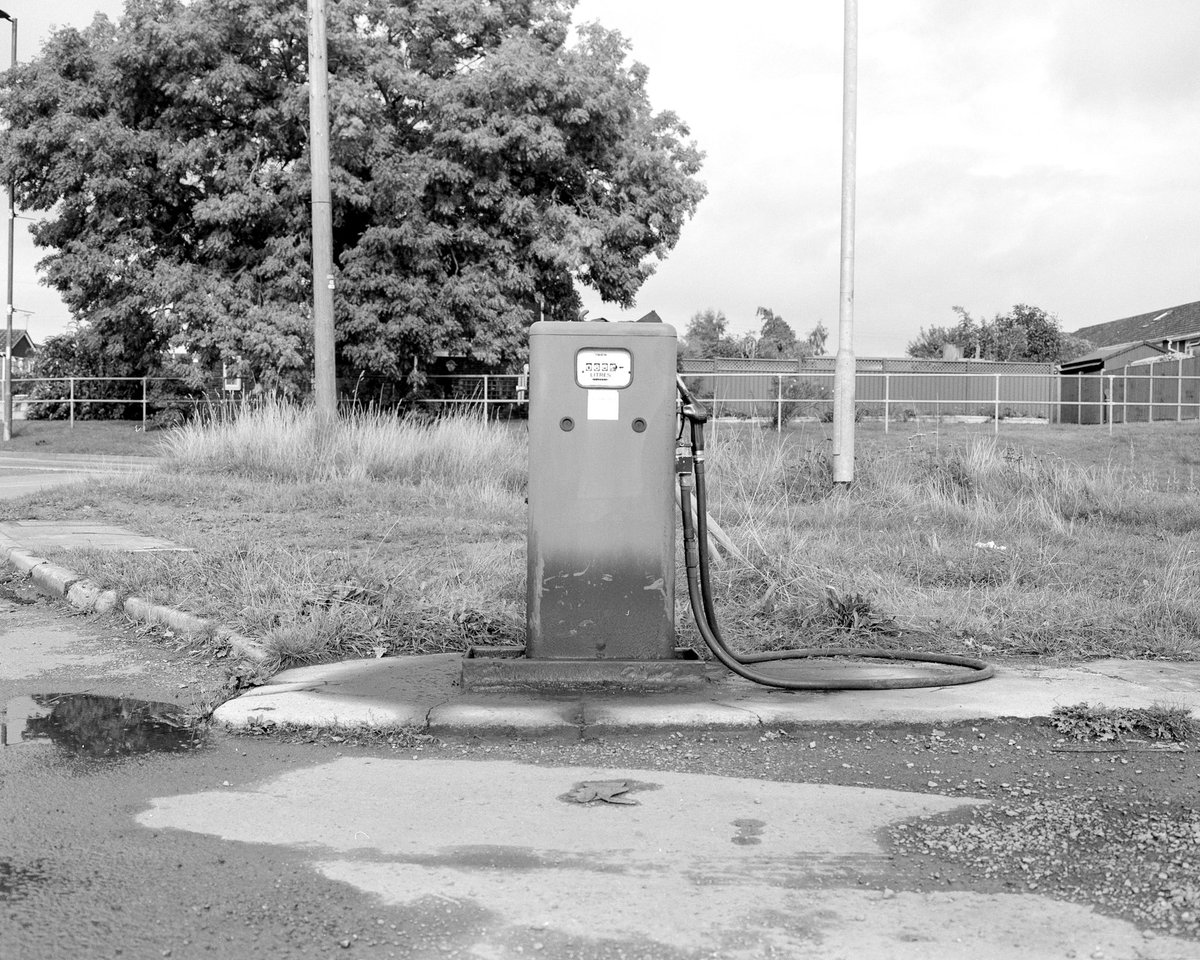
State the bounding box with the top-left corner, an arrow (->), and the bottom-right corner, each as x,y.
160,402 -> 525,494
698,426 -> 1200,661
56,405 -> 528,670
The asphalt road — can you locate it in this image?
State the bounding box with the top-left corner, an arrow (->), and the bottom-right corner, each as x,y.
0,576 -> 461,960
3,573 -> 1199,960
0,453 -> 153,499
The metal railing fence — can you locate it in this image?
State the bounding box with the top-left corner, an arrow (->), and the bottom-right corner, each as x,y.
11,369 -> 1199,433
10,375 -> 248,428
419,370 -> 1200,433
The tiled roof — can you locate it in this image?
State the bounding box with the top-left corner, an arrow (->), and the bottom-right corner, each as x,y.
1073,300 -> 1200,347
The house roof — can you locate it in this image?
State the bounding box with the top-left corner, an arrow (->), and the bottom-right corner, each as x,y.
1073,300 -> 1200,348
1059,340 -> 1168,372
6,329 -> 35,357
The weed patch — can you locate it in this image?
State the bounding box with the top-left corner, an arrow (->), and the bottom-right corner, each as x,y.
233,718 -> 437,748
1049,703 -> 1197,743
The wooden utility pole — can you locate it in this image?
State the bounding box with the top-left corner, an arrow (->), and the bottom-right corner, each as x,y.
832,0 -> 858,484
307,0 -> 336,416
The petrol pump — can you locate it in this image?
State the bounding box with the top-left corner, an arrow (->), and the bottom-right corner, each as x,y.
463,317 -> 707,688
461,317 -> 993,692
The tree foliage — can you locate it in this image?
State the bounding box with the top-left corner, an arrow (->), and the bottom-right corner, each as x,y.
680,308 -> 733,358
907,305 -> 1091,363
755,307 -> 827,359
756,306 -> 795,357
680,306 -> 829,360
686,307 -> 825,364
0,0 -> 706,392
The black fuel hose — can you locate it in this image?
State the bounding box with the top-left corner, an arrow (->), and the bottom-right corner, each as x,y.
676,380 -> 994,690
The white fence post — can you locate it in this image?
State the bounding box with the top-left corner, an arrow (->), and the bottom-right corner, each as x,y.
1178,360 -> 1183,422
142,377 -> 148,430
1108,375 -> 1115,434
994,373 -> 1000,435
776,375 -> 783,432
883,371 -> 890,433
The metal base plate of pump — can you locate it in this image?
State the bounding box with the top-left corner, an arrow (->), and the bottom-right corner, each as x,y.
461,646 -> 709,693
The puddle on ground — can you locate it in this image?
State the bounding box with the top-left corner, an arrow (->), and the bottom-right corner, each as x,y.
2,694 -> 205,757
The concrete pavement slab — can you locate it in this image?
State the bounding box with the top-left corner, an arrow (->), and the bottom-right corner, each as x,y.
0,521 -> 191,553
580,693 -> 762,729
215,687 -> 434,729
262,652 -> 463,703
714,661 -> 1200,726
211,652 -> 1200,735
136,756 -> 1200,959
426,695 -> 582,734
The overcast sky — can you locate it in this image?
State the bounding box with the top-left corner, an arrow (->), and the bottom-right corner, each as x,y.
10,1 -> 1200,355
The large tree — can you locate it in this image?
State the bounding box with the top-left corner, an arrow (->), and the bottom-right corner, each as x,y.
907,305 -> 1091,363
0,0 -> 705,392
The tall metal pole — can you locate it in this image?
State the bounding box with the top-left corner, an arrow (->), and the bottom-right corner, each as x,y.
0,10 -> 15,442
831,0 -> 858,484
306,0 -> 336,416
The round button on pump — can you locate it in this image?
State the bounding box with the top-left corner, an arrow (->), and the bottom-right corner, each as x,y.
560,417 -> 575,432
632,418 -> 647,433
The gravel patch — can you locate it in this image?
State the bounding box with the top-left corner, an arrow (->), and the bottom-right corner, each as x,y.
892,795 -> 1200,939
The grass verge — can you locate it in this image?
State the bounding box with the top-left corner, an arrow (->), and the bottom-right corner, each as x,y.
4,409 -> 1198,675
0,418 -> 169,457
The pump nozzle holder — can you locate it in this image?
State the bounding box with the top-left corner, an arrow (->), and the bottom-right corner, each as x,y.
676,376 -> 709,424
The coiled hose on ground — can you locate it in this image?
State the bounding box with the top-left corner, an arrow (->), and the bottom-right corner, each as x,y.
675,379 -> 994,691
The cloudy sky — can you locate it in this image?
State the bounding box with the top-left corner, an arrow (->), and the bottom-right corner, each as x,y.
10,1 -> 1200,355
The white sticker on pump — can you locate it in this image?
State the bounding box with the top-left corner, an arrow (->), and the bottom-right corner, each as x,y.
587,389 -> 619,420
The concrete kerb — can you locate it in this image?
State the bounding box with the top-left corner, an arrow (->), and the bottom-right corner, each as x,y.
1,544 -> 267,663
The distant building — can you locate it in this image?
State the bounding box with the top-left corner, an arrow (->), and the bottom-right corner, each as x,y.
1058,341 -> 1169,424
7,328 -> 36,376
1072,300 -> 1200,356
